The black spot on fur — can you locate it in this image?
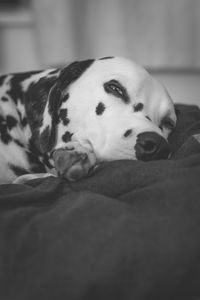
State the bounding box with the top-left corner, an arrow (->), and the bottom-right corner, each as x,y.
145,116 -> 152,121
96,102 -> 106,115
25,60 -> 94,153
6,115 -> 18,130
133,103 -> 144,112
26,76 -> 57,124
1,133 -> 12,144
99,56 -> 114,60
17,109 -> 27,127
59,108 -> 70,126
26,151 -> 46,173
9,164 -> 28,176
63,118 -> 70,126
38,60 -> 94,152
14,139 -> 24,147
43,153 -> 54,169
58,60 -> 94,91
0,116 -> 12,144
7,70 -> 43,104
25,76 -> 58,153
17,109 -> 22,120
1,96 -> 8,102
0,129 -> 12,144
124,129 -> 132,137
62,93 -> 69,102
28,138 -> 50,170
47,84 -> 62,121
59,108 -> 68,121
39,126 -> 55,152
28,138 -> 42,156
62,131 -> 73,143
26,139 -> 47,172
21,117 -> 27,127
47,60 -> 94,123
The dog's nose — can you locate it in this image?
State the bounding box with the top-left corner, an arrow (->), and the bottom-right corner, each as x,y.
135,132 -> 170,161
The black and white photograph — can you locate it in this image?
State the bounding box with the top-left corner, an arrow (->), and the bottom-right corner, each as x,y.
0,0 -> 200,299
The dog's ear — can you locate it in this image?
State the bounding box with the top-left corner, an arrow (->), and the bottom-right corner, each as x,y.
25,59 -> 94,153
25,75 -> 61,153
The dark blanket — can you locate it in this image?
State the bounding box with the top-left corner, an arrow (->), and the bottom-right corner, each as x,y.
1,104 -> 200,300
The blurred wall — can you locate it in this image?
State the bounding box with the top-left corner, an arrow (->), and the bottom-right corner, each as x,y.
0,0 -> 200,105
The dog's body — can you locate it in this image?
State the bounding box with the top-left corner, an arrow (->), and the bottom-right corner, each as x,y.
0,69 -> 57,183
0,57 -> 176,184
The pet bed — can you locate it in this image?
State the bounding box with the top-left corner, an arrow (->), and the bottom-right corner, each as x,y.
0,104 -> 200,300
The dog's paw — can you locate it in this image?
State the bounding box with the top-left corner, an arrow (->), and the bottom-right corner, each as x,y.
52,143 -> 97,181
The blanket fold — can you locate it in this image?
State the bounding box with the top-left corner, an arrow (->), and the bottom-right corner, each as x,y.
0,104 -> 200,300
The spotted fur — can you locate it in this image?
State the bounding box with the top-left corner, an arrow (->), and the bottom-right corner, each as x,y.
0,57 -> 177,183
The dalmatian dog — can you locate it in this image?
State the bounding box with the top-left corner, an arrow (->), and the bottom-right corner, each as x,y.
0,56 -> 176,184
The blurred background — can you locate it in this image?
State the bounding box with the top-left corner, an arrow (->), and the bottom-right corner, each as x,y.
0,0 -> 200,105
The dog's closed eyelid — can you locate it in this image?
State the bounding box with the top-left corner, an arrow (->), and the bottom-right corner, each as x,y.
103,80 -> 130,104
160,116 -> 175,130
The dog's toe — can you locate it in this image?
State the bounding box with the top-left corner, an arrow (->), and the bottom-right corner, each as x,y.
52,147 -> 97,181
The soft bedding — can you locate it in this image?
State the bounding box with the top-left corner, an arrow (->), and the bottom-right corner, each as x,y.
1,104 -> 200,300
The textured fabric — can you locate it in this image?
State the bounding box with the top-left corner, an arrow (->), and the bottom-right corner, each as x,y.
0,104 -> 200,300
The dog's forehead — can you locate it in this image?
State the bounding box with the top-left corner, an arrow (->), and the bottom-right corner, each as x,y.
62,56 -> 153,103
64,57 -> 172,109
87,57 -> 148,85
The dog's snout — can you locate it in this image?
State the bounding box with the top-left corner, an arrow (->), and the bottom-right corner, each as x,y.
135,132 -> 170,161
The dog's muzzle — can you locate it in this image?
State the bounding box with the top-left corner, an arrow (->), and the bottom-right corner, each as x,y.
135,132 -> 170,161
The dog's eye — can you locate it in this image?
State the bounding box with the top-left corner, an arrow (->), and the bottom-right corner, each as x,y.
104,80 -> 129,103
105,80 -> 124,97
160,117 -> 175,131
108,83 -> 124,97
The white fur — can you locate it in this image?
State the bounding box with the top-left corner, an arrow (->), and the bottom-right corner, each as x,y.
0,57 -> 176,183
56,57 -> 176,161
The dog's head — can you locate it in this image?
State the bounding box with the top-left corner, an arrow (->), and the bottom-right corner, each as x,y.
27,56 -> 176,165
